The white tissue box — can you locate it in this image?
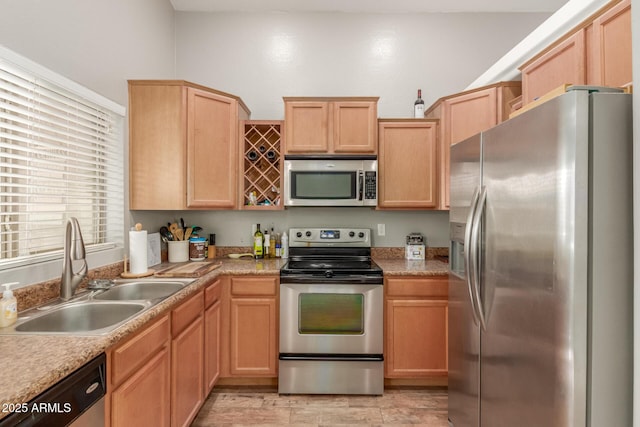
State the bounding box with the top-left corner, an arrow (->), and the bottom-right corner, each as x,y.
405,244 -> 425,260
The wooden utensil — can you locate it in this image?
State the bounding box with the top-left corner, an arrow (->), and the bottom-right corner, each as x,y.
169,223 -> 179,240
184,227 -> 192,240
175,228 -> 184,241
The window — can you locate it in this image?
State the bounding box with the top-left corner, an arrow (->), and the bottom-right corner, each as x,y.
0,46 -> 125,270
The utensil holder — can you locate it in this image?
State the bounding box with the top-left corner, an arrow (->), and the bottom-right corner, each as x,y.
168,240 -> 189,262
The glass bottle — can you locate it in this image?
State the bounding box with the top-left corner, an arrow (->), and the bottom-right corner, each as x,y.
253,224 -> 264,259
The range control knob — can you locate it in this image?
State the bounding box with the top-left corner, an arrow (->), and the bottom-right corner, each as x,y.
324,270 -> 334,278
306,231 -> 312,237
358,232 -> 365,238
296,232 -> 302,238
349,231 -> 355,237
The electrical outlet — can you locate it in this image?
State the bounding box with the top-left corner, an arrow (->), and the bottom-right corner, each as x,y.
377,224 -> 385,236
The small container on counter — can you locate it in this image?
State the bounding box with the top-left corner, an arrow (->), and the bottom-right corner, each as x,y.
189,237 -> 206,261
208,234 -> 216,259
168,240 -> 189,263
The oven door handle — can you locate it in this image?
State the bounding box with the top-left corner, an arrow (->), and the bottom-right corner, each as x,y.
279,354 -> 384,362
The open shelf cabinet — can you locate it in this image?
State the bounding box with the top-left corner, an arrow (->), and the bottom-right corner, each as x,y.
240,120 -> 284,210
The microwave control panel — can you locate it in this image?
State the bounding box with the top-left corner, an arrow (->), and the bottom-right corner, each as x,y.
365,171 -> 377,200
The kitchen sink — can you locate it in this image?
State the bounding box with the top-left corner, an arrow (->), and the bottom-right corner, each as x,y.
0,278 -> 196,336
12,301 -> 149,335
93,280 -> 188,301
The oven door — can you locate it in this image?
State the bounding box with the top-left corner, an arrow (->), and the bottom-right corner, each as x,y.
279,282 -> 383,355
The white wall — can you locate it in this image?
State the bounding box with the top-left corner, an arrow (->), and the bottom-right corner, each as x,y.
175,11 -> 550,118
0,0 -> 176,106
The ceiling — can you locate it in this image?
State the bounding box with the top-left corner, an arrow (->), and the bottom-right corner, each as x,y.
170,0 -> 570,14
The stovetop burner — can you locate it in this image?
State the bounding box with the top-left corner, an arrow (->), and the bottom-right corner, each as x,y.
280,228 -> 382,283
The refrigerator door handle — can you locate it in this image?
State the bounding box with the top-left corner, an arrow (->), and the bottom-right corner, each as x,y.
464,186 -> 481,326
470,185 -> 488,331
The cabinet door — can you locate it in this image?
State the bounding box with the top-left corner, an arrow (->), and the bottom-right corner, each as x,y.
230,297 -> 277,376
187,87 -> 238,208
171,316 -> 205,427
441,87 -> 498,209
129,84 -> 186,210
590,0 -> 632,87
378,121 -> 438,208
204,299 -> 221,394
333,101 -> 377,153
521,29 -> 586,104
385,299 -> 448,377
284,101 -> 330,153
111,347 -> 171,427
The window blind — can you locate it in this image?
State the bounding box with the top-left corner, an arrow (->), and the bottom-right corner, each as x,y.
0,50 -> 124,269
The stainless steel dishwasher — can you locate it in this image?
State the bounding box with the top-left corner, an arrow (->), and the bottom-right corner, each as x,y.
0,353 -> 106,427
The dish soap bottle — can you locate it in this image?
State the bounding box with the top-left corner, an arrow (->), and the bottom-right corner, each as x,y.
0,282 -> 18,328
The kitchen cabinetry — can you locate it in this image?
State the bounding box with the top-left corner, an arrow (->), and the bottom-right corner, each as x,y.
128,80 -> 250,210
425,82 -> 520,209
377,119 -> 438,209
108,314 -> 171,427
520,30 -> 586,105
240,121 -> 283,209
520,0 -> 632,104
384,276 -> 448,379
171,290 -> 204,427
284,97 -> 378,154
227,276 -> 278,377
204,279 -> 222,394
589,0 -> 631,88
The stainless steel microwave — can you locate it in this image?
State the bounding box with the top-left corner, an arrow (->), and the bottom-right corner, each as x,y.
283,155 -> 377,207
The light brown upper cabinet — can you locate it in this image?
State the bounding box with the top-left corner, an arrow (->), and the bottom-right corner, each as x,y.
520,30 -> 586,105
589,0 -> 631,88
520,0 -> 632,105
425,82 -> 521,209
378,119 -> 438,209
284,97 -> 378,154
128,80 -> 250,210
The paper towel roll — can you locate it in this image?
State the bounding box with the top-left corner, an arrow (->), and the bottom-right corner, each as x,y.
129,230 -> 148,274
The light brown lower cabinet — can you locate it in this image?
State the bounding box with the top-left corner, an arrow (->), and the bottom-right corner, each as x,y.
108,314 -> 171,427
171,291 -> 205,427
204,279 -> 222,394
106,278 -> 223,426
227,276 -> 279,377
384,276 -> 448,378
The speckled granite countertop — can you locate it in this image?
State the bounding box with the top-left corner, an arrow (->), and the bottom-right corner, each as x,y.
0,256 -> 445,417
373,258 -> 448,276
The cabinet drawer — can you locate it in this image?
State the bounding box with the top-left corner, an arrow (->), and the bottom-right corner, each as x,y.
386,277 -> 448,298
204,279 -> 222,308
111,314 -> 170,387
230,276 -> 278,296
172,290 -> 204,337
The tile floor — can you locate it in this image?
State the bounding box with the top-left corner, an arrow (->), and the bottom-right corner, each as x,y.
192,386 -> 448,426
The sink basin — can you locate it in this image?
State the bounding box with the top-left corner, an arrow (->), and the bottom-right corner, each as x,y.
13,301 -> 148,334
94,281 -> 187,301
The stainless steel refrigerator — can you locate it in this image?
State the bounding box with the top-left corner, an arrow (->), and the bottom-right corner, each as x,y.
448,87 -> 633,427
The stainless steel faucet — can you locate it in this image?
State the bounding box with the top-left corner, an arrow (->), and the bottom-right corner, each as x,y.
60,217 -> 88,300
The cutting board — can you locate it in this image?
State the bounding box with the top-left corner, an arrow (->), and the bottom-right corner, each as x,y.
154,261 -> 222,278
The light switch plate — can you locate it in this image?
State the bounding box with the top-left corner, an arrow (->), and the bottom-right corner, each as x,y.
377,224 -> 385,236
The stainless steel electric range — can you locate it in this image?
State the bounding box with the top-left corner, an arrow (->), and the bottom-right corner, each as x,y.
278,228 -> 384,395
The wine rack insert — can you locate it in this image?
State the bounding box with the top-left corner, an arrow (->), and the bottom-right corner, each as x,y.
241,120 -> 283,210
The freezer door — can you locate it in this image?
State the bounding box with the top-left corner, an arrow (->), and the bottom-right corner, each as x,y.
448,134 -> 481,427
479,91 -> 589,427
